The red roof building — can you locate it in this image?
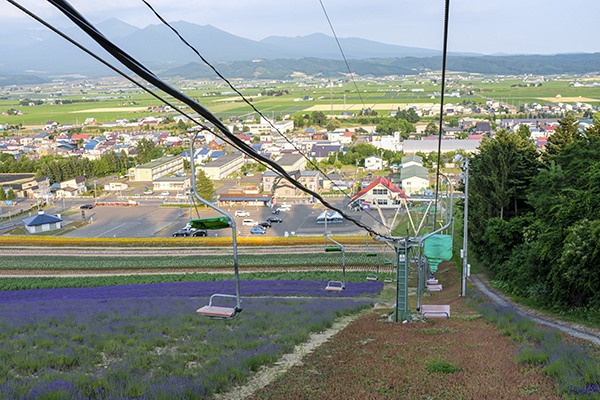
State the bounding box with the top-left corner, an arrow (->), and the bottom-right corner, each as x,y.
349,176 -> 409,209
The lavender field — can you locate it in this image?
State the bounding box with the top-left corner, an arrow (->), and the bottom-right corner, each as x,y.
0,281 -> 380,399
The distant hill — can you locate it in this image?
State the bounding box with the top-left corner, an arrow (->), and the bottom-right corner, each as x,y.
260,33 -> 478,59
162,53 -> 600,80
0,18 -> 598,79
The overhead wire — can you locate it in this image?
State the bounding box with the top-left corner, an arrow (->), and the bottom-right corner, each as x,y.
29,0 -> 388,239
433,0 -> 451,229
317,0 -> 367,111
139,0 -> 388,230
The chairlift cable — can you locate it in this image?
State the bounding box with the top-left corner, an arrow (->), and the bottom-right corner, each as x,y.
318,0 -> 367,111
40,0 -> 389,240
140,0 -> 362,205
433,0 -> 451,229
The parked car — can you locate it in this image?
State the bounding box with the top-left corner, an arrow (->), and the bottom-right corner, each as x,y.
80,204 -> 94,209
266,217 -> 282,223
161,191 -> 170,196
250,226 -> 266,234
235,210 -> 250,217
276,207 -> 290,213
175,193 -> 186,199
243,172 -> 254,176
271,209 -> 280,215
143,190 -> 154,195
191,230 -> 207,237
258,221 -> 271,229
172,230 -> 191,237
242,219 -> 258,227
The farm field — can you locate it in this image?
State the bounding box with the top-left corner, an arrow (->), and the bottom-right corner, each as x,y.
0,279 -> 376,399
1,242 -> 599,399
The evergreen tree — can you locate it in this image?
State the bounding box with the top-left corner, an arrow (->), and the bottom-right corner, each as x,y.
0,188 -> 6,201
543,113 -> 582,161
196,169 -> 215,201
6,188 -> 16,201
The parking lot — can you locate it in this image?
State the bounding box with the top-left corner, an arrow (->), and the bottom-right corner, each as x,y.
56,199 -> 378,239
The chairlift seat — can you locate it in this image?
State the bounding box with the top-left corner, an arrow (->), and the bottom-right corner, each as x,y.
190,216 -> 230,230
325,246 -> 342,252
420,304 -> 450,319
427,284 -> 442,291
196,305 -> 238,318
383,260 -> 393,265
325,281 -> 344,291
427,279 -> 439,285
366,275 -> 378,281
366,252 -> 378,257
384,278 -> 393,283
197,294 -> 241,319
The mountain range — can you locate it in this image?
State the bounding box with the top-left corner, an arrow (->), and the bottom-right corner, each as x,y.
0,18 -> 473,77
0,18 -> 599,82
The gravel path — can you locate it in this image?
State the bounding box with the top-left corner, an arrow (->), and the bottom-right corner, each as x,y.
470,274 -> 600,346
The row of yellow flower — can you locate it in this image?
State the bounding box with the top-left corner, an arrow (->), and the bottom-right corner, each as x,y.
0,235 -> 368,248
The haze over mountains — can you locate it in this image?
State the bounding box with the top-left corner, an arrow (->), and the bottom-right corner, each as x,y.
0,18 -> 599,81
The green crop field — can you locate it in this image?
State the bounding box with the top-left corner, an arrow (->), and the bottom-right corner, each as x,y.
2,75 -> 598,128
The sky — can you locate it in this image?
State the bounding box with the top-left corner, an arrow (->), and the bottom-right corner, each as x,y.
1,0 -> 599,56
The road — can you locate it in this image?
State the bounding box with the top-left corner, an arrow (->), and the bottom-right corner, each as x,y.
470,274 -> 600,346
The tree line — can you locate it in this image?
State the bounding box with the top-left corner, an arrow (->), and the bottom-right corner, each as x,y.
468,113 -> 600,315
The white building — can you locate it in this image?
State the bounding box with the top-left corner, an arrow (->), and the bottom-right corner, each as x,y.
364,155 -> 385,170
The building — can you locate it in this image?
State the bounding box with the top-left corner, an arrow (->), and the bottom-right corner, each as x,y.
1,174 -> 50,199
401,154 -> 424,168
152,176 -> 191,193
56,176 -> 86,198
276,154 -> 307,171
202,153 -> 244,180
22,210 -> 62,233
217,187 -> 274,207
400,165 -> 430,195
364,155 -> 385,170
128,155 -> 184,182
348,176 -> 409,209
402,139 -> 481,154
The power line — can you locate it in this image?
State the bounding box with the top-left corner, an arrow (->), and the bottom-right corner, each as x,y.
318,0 -> 367,112
433,0 -> 451,229
30,0 -> 389,240
139,0 -> 387,230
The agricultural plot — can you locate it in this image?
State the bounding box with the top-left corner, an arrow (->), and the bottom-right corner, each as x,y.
0,250 -> 393,273
0,281 -> 377,399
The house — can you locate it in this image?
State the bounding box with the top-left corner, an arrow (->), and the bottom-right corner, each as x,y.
108,181 -> 129,191
1,174 -> 50,198
22,210 -> 62,233
348,176 -> 409,209
56,176 -> 86,198
271,170 -> 320,198
400,165 -> 430,195
364,155 -> 385,170
401,154 -> 424,168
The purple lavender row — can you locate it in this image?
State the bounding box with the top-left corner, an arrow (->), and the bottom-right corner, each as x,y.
0,280 -> 383,303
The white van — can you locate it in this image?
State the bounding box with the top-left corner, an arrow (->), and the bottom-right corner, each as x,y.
242,219 -> 257,227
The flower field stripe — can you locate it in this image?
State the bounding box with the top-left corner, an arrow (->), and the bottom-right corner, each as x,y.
0,235 -> 369,248
0,284 -> 374,399
0,280 -> 383,301
0,271 -> 391,291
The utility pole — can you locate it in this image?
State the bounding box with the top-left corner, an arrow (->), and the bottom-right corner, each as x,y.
461,155 -> 469,297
